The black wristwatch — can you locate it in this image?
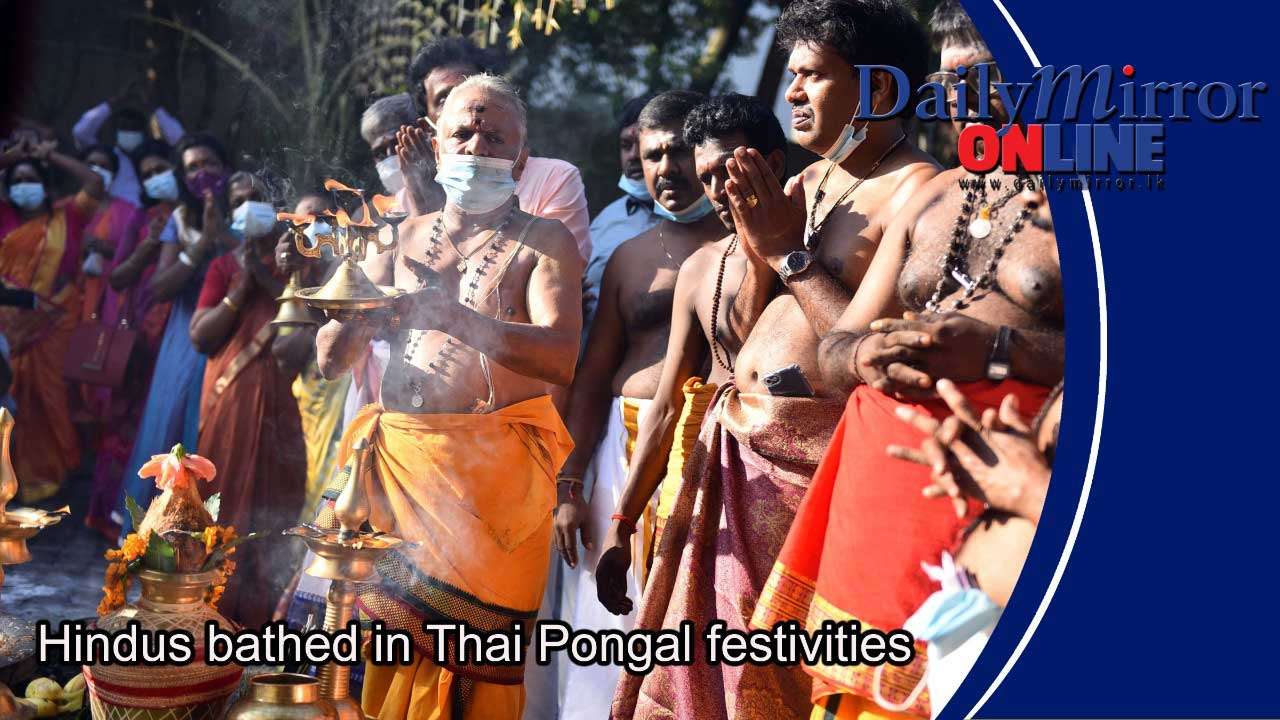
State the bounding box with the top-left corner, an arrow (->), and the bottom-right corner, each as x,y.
777,250 -> 814,283
986,325 -> 1012,382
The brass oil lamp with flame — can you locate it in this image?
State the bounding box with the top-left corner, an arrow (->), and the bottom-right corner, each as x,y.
284,437 -> 407,720
278,180 -> 409,318
0,408 -> 68,672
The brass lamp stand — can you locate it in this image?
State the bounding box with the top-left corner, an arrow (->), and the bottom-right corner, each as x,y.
0,409 -> 66,672
285,439 -> 405,720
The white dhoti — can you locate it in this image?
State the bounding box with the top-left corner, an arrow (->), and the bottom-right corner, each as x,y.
557,396 -> 651,720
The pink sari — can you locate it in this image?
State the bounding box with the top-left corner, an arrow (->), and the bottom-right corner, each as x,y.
82,201 -> 174,540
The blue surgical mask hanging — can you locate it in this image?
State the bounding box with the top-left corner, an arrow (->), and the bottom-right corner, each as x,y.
434,153 -> 519,215
823,100 -> 868,165
617,174 -> 651,203
652,195 -> 713,224
902,552 -> 1003,656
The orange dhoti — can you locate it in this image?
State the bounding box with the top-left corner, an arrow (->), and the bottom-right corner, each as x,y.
316,396 -> 573,720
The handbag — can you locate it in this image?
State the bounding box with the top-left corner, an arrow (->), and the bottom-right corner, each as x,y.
63,281 -> 139,388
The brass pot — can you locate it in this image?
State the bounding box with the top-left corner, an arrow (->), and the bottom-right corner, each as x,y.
225,674 -> 336,720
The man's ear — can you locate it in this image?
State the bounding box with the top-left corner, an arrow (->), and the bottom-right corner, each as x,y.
871,70 -> 896,116
512,145 -> 530,182
431,136 -> 441,166
766,149 -> 787,180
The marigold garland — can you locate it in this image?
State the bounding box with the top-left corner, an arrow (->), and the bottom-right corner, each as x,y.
97,525 -> 242,617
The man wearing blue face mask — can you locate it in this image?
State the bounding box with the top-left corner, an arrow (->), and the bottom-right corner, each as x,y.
315,74 -> 583,720
581,95 -> 658,332
72,94 -> 186,206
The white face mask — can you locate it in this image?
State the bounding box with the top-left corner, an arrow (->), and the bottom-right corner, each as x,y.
434,154 -> 519,215
91,165 -> 114,189
231,200 -> 278,238
822,100 -> 868,165
376,155 -> 405,195
116,130 -> 145,153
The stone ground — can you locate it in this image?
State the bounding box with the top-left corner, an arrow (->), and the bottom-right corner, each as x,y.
6,469 -> 108,627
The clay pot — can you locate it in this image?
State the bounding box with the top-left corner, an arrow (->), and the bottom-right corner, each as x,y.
85,570 -> 242,720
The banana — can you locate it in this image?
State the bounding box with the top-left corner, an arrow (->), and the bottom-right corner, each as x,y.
22,678 -> 61,701
60,673 -> 85,700
19,697 -> 58,718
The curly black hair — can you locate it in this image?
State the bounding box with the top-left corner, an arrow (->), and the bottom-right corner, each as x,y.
776,0 -> 930,105
406,37 -> 507,117
683,93 -> 786,158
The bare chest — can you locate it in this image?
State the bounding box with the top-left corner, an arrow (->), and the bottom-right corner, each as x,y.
901,195 -> 1062,320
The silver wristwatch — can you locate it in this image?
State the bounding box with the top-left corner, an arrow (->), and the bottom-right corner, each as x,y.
777,250 -> 814,282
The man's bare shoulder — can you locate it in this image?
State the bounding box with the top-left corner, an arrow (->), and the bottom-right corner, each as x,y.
884,149 -> 946,217
683,235 -> 733,272
610,223 -> 664,262
521,212 -> 583,267
396,211 -> 442,245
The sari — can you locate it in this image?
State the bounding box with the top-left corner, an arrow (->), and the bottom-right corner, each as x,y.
751,382 -> 1051,718
0,195 -> 94,502
613,385 -> 844,720
313,397 -> 572,719
196,253 -> 307,630
83,200 -> 173,540
114,206 -> 206,533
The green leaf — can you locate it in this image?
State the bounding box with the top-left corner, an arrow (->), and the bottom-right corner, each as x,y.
125,495 -> 146,532
199,531 -> 265,572
204,493 -> 221,523
143,532 -> 178,573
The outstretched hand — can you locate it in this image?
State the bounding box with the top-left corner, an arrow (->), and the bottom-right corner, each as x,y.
724,147 -> 805,269
886,379 -> 1051,523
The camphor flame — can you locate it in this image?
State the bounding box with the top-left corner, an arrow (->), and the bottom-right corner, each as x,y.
326,178 -> 378,228
277,211 -> 316,226
323,178 -> 363,194
370,194 -> 400,217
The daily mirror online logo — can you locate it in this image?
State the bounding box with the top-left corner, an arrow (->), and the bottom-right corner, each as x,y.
856,64 -> 1267,175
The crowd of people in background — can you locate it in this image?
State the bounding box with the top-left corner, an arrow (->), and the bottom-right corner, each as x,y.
0,1 -> 1063,719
